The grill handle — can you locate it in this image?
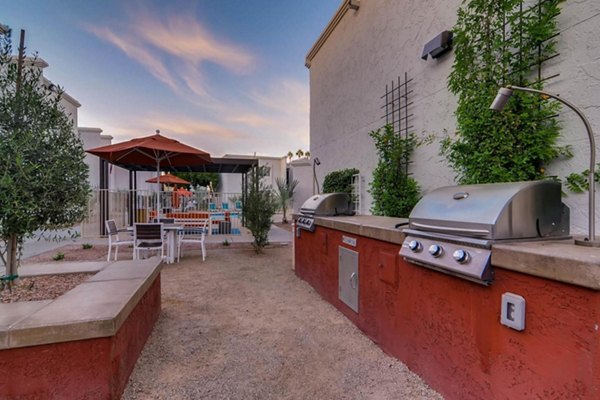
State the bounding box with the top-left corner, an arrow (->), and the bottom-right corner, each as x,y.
411,222 -> 490,236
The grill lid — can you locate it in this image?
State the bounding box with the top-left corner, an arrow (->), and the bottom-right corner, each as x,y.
299,193 -> 353,217
409,180 -> 569,240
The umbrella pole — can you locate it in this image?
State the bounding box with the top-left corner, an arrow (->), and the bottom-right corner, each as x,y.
156,159 -> 161,220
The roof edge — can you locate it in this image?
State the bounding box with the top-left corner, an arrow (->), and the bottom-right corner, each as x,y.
305,0 -> 359,68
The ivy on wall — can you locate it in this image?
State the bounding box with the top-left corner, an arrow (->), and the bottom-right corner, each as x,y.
442,0 -> 571,184
369,124 -> 421,217
323,168 -> 359,194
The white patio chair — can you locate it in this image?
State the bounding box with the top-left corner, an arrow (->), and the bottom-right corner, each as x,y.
177,219 -> 209,262
134,223 -> 165,260
105,219 -> 134,261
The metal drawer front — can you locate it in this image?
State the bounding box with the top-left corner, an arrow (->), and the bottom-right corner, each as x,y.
339,246 -> 359,312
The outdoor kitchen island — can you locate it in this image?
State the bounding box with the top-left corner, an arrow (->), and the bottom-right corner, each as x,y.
294,214 -> 600,400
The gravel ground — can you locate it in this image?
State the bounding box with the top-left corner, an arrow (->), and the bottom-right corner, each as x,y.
0,273 -> 92,303
122,245 -> 443,400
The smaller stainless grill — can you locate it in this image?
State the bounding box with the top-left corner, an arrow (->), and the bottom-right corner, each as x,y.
400,180 -> 570,285
297,193 -> 353,231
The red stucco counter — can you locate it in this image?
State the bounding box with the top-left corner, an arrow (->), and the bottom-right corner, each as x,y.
294,215 -> 600,400
0,258 -> 163,400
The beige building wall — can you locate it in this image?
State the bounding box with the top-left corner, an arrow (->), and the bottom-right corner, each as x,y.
307,0 -> 600,235
219,154 -> 287,194
289,158 -> 313,213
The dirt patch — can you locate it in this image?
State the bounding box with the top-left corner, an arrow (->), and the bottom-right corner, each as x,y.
1,273 -> 93,303
23,244 -> 113,264
4,244 -> 109,303
122,246 -> 443,399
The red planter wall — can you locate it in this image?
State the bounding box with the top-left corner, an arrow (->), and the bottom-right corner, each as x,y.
295,226 -> 600,400
0,276 -> 161,400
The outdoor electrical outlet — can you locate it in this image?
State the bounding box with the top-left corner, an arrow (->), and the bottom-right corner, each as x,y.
500,292 -> 526,331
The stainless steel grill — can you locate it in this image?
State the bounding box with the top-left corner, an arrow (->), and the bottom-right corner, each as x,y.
297,193 -> 353,231
399,180 -> 570,284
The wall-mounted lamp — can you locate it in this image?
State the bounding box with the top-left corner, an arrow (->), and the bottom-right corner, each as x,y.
313,157 -> 321,195
490,85 -> 599,247
421,31 -> 453,60
348,0 -> 360,11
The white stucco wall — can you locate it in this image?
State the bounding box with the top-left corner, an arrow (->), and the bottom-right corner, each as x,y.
308,0 -> 600,235
219,173 -> 242,194
219,154 -> 287,194
79,127 -> 108,189
58,91 -> 79,133
289,158 -> 313,213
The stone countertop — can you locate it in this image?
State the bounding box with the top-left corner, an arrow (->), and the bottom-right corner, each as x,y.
314,215 -> 408,245
0,257 -> 163,350
306,215 -> 600,291
491,239 -> 600,291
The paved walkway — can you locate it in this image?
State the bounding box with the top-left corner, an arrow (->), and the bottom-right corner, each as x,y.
19,224 -> 292,259
122,246 -> 442,400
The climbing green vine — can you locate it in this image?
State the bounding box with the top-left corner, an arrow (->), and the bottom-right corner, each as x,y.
442,0 -> 571,184
369,124 -> 423,217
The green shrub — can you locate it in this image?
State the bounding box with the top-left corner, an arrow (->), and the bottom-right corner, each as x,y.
243,166 -> 278,253
369,124 -> 421,218
52,252 -> 65,261
442,0 -> 569,184
274,177 -> 299,223
82,243 -> 93,250
322,168 -> 358,194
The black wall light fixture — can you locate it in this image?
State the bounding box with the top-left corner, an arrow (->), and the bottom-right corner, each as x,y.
421,31 -> 453,60
348,0 -> 360,10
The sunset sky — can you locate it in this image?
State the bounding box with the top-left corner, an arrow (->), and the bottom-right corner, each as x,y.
0,0 -> 340,157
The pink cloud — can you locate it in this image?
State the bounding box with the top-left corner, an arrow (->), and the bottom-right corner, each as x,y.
84,4 -> 255,100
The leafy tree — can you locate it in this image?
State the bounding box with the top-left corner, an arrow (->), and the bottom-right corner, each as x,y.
322,168 -> 358,194
295,149 -> 304,159
0,29 -> 90,281
274,177 -> 299,224
286,151 -> 293,161
369,125 -> 421,217
243,166 -> 277,253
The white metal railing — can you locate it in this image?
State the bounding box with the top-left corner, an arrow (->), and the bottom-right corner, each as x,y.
81,189 -> 243,237
352,173 -> 362,215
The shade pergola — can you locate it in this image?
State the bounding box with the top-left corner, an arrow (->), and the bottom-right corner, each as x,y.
87,131 -> 212,217
86,132 -> 259,230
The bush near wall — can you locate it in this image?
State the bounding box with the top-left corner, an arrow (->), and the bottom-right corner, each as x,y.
322,168 -> 358,194
442,0 -> 569,184
369,125 -> 421,218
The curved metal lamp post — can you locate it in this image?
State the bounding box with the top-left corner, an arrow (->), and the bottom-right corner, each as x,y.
490,85 -> 599,246
313,157 -> 321,195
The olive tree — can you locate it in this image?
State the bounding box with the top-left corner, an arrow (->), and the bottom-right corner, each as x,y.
243,166 -> 277,253
0,29 -> 89,282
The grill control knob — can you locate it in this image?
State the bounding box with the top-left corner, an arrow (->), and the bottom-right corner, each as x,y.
453,249 -> 470,264
408,240 -> 422,252
428,244 -> 443,258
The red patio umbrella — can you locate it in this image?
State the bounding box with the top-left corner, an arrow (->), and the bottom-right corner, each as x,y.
86,130 -> 211,216
171,186 -> 193,210
146,173 -> 191,185
175,187 -> 193,196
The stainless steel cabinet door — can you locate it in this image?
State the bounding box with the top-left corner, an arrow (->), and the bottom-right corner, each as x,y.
339,246 -> 359,312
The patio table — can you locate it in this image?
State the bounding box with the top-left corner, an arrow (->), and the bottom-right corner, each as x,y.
128,224 -> 182,264
162,224 -> 183,264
